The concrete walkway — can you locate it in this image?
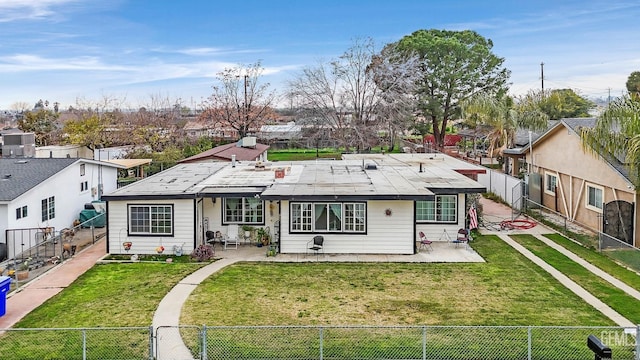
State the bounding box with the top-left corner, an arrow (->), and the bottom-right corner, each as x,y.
531,233 -> 640,302
479,198 -> 636,326
0,238 -> 107,330
496,234 -> 634,327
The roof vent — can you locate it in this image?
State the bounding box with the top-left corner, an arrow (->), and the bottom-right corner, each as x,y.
365,163 -> 377,170
3,174 -> 11,179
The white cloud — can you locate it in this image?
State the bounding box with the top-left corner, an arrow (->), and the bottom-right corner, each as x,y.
0,0 -> 81,22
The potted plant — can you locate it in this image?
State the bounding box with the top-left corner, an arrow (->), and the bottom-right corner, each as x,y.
241,225 -> 255,242
16,258 -> 30,281
256,228 -> 270,247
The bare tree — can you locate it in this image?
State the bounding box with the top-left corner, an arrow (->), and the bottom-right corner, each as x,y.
200,61 -> 277,140
289,38 -> 382,151
368,43 -> 420,151
289,38 -> 418,152
10,101 -> 31,113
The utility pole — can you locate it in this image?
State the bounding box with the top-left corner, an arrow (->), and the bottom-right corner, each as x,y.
540,62 -> 545,92
243,74 -> 249,137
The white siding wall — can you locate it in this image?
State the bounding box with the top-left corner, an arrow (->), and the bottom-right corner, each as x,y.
4,161 -> 118,246
415,195 -> 466,243
107,199 -> 196,254
279,200 -> 415,255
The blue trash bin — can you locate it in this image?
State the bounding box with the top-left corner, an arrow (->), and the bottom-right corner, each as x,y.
0,275 -> 11,317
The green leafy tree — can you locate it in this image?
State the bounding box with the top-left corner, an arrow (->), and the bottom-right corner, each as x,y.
538,89 -> 593,119
626,71 -> 640,97
394,29 -> 510,149
62,114 -> 107,150
581,95 -> 640,188
18,109 -> 59,146
462,91 -> 548,156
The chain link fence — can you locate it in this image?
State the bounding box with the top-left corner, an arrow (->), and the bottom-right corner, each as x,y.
0,325 -> 637,359
163,325 -> 638,360
0,327 -> 153,360
522,198 -> 640,274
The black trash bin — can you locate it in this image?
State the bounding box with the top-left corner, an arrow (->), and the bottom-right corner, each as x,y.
0,276 -> 11,317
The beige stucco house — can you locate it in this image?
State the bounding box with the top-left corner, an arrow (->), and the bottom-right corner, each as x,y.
522,118 -> 638,246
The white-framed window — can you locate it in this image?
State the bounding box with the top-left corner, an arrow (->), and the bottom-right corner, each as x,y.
290,202 -> 366,233
223,197 -> 264,224
416,195 -> 457,223
545,172 -> 558,195
16,205 -> 27,219
41,196 -> 55,221
80,181 -> 89,192
128,205 -> 173,235
585,183 -> 603,212
80,163 -> 86,176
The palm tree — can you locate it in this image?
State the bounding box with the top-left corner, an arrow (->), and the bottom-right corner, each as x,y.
461,92 -> 548,158
581,95 -> 640,188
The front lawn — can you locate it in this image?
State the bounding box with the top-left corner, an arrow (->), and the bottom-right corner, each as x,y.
182,234 -> 613,326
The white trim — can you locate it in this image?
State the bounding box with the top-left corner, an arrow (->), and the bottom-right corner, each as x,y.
585,182 -> 604,213
544,171 -> 557,196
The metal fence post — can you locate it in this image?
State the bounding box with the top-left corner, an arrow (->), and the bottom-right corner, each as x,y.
422,326 -> 427,360
634,324 -> 640,360
149,326 -> 154,360
319,326 -> 324,360
82,329 -> 87,360
527,326 -> 532,360
91,224 -> 95,244
202,325 -> 208,360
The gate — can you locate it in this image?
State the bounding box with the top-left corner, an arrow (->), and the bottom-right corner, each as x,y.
603,200 -> 634,245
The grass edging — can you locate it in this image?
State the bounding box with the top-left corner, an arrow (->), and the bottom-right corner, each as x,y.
542,233 -> 640,290
510,234 -> 640,324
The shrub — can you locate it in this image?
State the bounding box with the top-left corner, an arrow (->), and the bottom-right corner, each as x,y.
190,244 -> 215,262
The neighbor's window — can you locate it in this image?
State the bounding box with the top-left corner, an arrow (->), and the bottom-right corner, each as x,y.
291,202 -> 366,233
80,181 -> 89,192
80,163 -> 86,176
586,183 -> 603,212
41,196 -> 55,221
16,205 -> 27,219
128,205 -> 173,235
545,173 -> 558,195
223,197 -> 264,224
416,195 -> 457,223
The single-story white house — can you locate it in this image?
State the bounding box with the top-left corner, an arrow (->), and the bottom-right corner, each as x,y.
102,153 -> 486,255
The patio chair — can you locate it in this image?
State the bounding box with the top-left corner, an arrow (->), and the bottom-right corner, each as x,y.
453,228 -> 470,248
307,235 -> 324,259
224,224 -> 240,250
418,231 -> 433,252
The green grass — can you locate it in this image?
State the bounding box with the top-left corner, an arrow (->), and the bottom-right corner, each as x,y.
0,235 -> 629,359
511,234 -> 640,323
606,248 -> 640,273
182,234 -> 613,327
0,262 -> 205,359
543,233 -> 640,290
268,148 -> 342,161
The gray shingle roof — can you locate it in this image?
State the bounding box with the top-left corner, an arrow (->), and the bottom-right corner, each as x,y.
0,158 -> 78,201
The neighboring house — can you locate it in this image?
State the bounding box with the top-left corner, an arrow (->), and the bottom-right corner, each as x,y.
521,118 -> 639,245
179,137 -> 269,164
0,158 -> 124,259
36,144 -> 93,159
259,122 -> 302,141
102,153 -> 486,255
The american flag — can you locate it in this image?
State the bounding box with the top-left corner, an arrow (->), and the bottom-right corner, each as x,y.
468,204 -> 478,230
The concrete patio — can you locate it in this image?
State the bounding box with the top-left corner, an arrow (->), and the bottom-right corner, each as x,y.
207,240 -> 485,263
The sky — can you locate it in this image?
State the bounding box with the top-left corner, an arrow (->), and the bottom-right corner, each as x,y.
0,0 -> 638,110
